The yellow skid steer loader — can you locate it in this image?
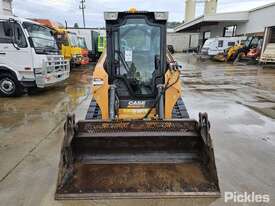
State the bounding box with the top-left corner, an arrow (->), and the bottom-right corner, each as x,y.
55,10 -> 220,199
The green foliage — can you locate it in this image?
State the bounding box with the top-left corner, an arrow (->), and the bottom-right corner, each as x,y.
167,22 -> 182,29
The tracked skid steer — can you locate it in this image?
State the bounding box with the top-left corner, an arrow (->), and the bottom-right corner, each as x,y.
55,10 -> 220,199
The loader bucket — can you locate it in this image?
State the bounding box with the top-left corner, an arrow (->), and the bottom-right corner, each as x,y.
55,113 -> 220,199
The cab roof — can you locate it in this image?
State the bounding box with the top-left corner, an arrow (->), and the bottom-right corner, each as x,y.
0,15 -> 40,25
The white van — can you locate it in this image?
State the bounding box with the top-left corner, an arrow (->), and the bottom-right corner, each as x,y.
200,38 -> 215,56
0,16 -> 70,97
202,36 -> 246,57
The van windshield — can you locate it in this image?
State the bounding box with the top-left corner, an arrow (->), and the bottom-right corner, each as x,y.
24,22 -> 59,54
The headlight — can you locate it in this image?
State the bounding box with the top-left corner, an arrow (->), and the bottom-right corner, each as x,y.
104,12 -> 118,20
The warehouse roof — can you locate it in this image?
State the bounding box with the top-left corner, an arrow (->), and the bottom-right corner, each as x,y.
175,2 -> 275,32
174,11 -> 248,32
249,2 -> 275,12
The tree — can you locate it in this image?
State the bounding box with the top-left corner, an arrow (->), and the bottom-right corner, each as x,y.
167,22 -> 182,29
74,23 -> 79,28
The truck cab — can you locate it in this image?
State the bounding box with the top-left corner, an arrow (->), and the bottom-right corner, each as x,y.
54,29 -> 83,66
32,19 -> 83,67
97,35 -> 106,54
0,16 -> 70,97
77,36 -> 89,65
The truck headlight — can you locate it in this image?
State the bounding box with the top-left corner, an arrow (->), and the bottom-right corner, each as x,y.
104,12 -> 118,20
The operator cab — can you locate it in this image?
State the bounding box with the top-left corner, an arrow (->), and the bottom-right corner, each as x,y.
105,11 -> 168,100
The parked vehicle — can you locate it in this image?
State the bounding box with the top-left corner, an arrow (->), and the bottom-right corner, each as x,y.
32,19 -> 83,67
206,36 -> 247,57
0,16 -> 70,97
260,26 -> 275,64
55,10 -> 220,200
97,35 -> 106,55
212,36 -> 262,63
68,28 -> 105,62
200,38 -> 215,56
77,36 -> 89,65
245,38 -> 263,60
232,36 -> 263,64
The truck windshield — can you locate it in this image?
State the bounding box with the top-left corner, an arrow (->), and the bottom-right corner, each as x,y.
114,18 -> 161,95
68,33 -> 78,47
23,22 -> 59,54
78,37 -> 87,49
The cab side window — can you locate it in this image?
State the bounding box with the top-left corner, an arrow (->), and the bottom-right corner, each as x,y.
14,23 -> 27,48
0,21 -> 27,48
0,22 -> 13,43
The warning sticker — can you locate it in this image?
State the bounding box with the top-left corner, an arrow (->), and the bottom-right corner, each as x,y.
125,50 -> 132,62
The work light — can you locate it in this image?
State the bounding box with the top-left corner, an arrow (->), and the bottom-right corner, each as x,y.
154,12 -> 168,20
104,12 -> 118,21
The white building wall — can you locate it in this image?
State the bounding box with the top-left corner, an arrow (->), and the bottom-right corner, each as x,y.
243,4 -> 275,34
167,32 -> 199,52
199,22 -> 246,38
0,0 -> 13,15
0,1 -> 2,14
201,5 -> 275,37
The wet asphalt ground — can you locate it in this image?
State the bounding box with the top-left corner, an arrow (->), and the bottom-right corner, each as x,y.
0,53 -> 275,206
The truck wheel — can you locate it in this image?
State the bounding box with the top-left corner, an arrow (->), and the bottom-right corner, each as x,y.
0,73 -> 23,97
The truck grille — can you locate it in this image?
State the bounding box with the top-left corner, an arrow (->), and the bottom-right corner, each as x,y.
46,55 -> 70,73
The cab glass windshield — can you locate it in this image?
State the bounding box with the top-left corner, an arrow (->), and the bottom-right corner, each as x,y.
24,22 -> 58,54
114,18 -> 161,95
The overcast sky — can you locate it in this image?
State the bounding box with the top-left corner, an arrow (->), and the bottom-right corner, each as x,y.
13,0 -> 275,27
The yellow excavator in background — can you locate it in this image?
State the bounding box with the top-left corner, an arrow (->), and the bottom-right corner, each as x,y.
213,36 -> 262,62
213,42 -> 244,62
55,10 -> 220,199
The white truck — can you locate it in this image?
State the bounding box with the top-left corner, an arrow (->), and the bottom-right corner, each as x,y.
0,16 -> 70,97
260,26 -> 275,64
201,36 -> 247,57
